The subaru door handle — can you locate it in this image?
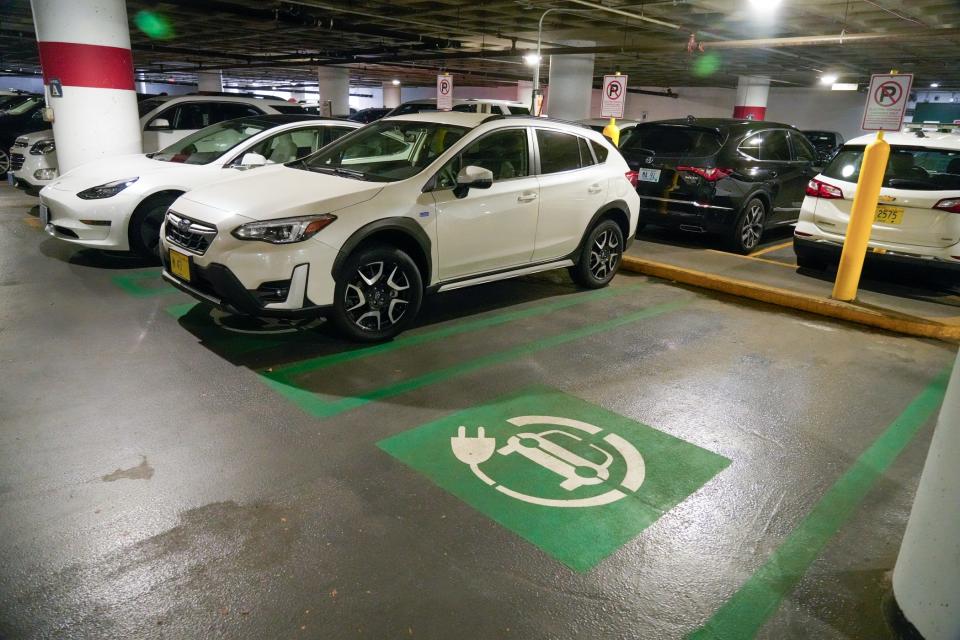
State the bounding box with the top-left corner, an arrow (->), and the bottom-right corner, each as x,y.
518,192 -> 538,203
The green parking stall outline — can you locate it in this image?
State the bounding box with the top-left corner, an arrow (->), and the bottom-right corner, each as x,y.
378,385 -> 731,572
112,268 -> 176,298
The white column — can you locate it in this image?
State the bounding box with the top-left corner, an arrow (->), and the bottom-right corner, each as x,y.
517,80 -> 533,109
382,81 -> 401,108
30,0 -> 141,173
317,66 -> 349,116
545,43 -> 595,121
733,75 -> 770,120
892,349 -> 960,640
197,70 -> 222,92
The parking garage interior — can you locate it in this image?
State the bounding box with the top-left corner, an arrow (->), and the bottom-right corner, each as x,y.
1,1 -> 959,639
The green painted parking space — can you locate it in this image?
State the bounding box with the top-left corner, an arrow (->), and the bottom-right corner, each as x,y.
379,385 -> 730,572
111,268 -> 175,297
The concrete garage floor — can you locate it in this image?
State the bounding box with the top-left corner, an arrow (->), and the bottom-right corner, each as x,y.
0,184 -> 955,639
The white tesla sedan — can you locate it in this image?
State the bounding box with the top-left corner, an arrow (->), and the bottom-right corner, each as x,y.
159,112 -> 640,341
39,115 -> 360,257
794,127 -> 960,277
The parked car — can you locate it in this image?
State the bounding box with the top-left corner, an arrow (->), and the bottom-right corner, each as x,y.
349,107 -> 391,124
580,118 -> 641,147
619,118 -> 821,252
385,98 -> 531,118
8,130 -> 56,193
40,115 -> 359,257
801,130 -> 845,165
159,112 -> 638,341
0,94 -> 45,176
794,128 -> 960,276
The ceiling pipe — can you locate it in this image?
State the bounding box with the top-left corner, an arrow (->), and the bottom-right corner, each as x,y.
563,0 -> 681,30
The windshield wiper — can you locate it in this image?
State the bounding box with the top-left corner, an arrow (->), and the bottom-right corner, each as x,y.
305,166 -> 369,180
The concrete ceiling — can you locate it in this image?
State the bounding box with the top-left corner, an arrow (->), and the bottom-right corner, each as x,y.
1,0 -> 959,92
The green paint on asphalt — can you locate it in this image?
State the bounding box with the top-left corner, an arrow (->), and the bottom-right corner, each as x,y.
165,302 -> 196,319
687,368 -> 950,640
379,386 -> 730,572
112,269 -> 175,297
263,297 -> 691,419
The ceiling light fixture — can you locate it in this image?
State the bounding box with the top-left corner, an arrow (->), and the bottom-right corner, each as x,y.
391,79 -> 400,86
930,83 -> 940,88
820,74 -> 838,85
523,53 -> 542,66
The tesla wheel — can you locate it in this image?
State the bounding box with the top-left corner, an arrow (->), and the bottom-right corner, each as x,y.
0,149 -> 10,176
331,244 -> 423,342
728,198 -> 766,254
570,219 -> 624,289
129,195 -> 178,260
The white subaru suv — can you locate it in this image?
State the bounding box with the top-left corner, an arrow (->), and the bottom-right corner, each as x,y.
794,127 -> 960,276
160,112 -> 639,341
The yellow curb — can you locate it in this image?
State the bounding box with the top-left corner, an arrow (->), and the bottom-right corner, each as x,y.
621,255 -> 960,342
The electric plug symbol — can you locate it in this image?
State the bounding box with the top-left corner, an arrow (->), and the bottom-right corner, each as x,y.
450,426 -> 497,465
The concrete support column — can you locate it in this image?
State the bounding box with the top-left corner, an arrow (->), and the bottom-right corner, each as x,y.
545,44 -> 595,121
517,80 -> 533,109
30,0 -> 141,173
317,66 -> 349,116
382,81 -> 401,108
733,75 -> 770,120
892,349 -> 960,640
197,70 -> 222,92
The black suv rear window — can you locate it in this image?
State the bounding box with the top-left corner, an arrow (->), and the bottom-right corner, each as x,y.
823,145 -> 960,191
621,124 -> 723,157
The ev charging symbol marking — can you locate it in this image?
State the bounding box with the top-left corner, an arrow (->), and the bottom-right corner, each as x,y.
451,415 -> 645,507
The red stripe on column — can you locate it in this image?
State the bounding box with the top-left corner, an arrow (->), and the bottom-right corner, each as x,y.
37,41 -> 134,91
733,105 -> 766,120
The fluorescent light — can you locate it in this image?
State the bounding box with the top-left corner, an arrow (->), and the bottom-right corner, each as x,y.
820,74 -> 838,85
831,83 -> 858,91
930,83 -> 940,88
749,0 -> 780,9
523,53 -> 542,66
391,79 -> 400,86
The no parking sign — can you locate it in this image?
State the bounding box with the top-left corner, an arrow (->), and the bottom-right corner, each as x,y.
601,74 -> 628,118
437,74 -> 453,111
862,73 -> 913,131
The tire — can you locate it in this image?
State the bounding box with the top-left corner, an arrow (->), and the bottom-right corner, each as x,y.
128,196 -> 177,259
727,197 -> 766,254
330,244 -> 424,342
569,219 -> 624,289
0,149 -> 9,177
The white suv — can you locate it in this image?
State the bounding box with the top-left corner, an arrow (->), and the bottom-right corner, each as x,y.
386,98 -> 530,118
160,112 -> 639,341
794,127 -> 960,276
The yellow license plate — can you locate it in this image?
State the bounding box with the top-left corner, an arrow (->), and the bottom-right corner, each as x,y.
169,249 -> 191,282
874,205 -> 904,225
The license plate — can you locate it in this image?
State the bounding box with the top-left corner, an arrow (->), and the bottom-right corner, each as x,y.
39,203 -> 49,226
6,172 -> 13,186
874,205 -> 904,225
638,168 -> 661,183
169,249 -> 191,282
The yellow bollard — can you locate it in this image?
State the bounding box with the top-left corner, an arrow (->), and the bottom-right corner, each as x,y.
602,117 -> 620,147
831,131 -> 891,301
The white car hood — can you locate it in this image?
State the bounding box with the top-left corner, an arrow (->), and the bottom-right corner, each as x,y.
48,154 -> 187,192
177,164 -> 385,223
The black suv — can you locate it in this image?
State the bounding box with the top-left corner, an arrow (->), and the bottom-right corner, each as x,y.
620,118 -> 821,252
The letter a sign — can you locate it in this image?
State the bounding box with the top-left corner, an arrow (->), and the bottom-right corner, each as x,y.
437,74 -> 453,111
601,74 -> 628,119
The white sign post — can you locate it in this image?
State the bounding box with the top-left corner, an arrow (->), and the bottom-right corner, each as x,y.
600,74 -> 628,119
437,74 -> 453,111
862,73 -> 913,131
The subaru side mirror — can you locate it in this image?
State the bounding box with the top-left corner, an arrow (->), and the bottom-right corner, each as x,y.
454,165 -> 494,198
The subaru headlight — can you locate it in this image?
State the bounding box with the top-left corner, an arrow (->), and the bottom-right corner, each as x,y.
232,214 -> 336,244
29,139 -> 55,155
77,177 -> 139,200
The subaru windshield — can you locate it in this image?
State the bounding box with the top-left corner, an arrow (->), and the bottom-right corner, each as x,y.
295,120 -> 468,182
152,119 -> 271,165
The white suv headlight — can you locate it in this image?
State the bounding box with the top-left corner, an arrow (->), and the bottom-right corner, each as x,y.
29,139 -> 55,155
232,214 -> 336,244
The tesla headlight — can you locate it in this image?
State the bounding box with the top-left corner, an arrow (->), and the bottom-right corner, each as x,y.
77,177 -> 139,200
29,139 -> 55,155
231,214 -> 336,244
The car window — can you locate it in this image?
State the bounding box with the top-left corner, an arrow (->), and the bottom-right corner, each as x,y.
172,102 -> 217,130
823,145 -> 960,191
452,103 -> 479,113
537,129 -> 583,174
762,130 -> 792,161
215,102 -> 263,120
791,133 -> 817,163
300,120 -> 468,182
578,137 -> 596,166
623,124 -> 723,157
324,126 -> 356,146
509,106 -> 531,115
435,128 -> 529,190
153,119 -> 270,164
591,140 -> 609,163
138,97 -> 169,118
272,104 -> 310,114
244,128 -> 320,164
618,127 -> 636,147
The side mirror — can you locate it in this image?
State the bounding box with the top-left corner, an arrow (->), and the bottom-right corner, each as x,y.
454,165 -> 493,197
147,117 -> 171,130
239,152 -> 267,168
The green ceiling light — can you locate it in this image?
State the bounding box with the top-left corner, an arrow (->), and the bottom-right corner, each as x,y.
134,10 -> 174,40
693,51 -> 721,77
